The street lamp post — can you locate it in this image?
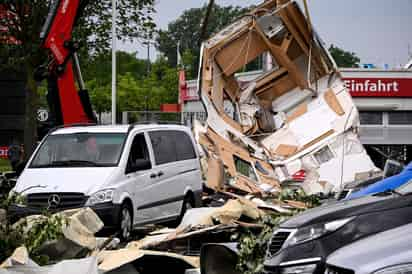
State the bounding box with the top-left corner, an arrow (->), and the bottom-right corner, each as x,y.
111,0 -> 117,125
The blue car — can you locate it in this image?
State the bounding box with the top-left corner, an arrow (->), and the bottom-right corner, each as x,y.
348,162 -> 412,199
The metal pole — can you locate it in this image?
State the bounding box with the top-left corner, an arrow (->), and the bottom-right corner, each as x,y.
111,0 -> 117,124
147,42 -> 150,76
146,42 -> 150,116
72,52 -> 86,90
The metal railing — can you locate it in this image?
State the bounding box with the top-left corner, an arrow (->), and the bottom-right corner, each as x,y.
122,111 -> 207,127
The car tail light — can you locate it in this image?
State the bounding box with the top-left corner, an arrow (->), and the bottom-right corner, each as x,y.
292,170 -> 306,181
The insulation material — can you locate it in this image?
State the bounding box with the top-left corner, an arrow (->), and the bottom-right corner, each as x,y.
197,0 -> 378,196
61,208 -> 104,250
0,248 -> 99,274
206,156 -> 224,191
0,247 -> 31,269
177,198 -> 262,231
12,208 -> 104,262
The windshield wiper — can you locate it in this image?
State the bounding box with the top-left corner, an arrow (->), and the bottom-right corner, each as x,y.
50,160 -> 102,167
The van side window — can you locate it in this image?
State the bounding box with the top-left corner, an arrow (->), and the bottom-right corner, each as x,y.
126,134 -> 151,173
173,131 -> 196,161
149,131 -> 177,165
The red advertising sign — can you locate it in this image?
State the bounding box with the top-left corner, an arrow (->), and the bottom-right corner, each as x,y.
182,85 -> 200,101
0,147 -> 8,159
343,78 -> 412,97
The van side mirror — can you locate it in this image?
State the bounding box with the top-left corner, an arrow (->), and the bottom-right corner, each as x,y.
127,159 -> 151,174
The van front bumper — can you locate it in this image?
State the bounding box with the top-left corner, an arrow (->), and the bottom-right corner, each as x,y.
9,202 -> 121,231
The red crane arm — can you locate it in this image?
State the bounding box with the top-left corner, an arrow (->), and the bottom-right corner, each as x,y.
39,0 -> 96,126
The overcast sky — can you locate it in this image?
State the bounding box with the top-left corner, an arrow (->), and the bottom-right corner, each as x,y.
120,0 -> 412,68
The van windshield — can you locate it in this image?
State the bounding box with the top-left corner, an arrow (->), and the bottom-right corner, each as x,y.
30,133 -> 127,168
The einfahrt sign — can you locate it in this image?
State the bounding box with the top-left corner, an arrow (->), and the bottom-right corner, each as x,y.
343,78 -> 412,97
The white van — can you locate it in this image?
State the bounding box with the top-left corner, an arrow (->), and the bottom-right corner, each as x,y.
10,124 -> 203,239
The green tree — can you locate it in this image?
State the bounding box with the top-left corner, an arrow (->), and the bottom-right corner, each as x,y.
156,4 -> 250,77
86,79 -> 111,122
0,0 -> 155,157
86,53 -> 179,117
329,44 -> 360,68
83,51 -> 148,83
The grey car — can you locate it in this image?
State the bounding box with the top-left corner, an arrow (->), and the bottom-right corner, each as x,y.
325,223 -> 412,274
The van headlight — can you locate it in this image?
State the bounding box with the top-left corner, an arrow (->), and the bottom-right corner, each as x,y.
85,189 -> 114,206
285,217 -> 354,247
374,264 -> 412,274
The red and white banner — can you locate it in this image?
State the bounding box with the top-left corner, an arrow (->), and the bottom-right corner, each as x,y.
343,78 -> 412,97
0,147 -> 8,159
178,70 -> 188,104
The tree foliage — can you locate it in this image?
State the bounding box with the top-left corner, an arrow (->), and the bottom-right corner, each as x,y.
85,51 -> 179,120
234,189 -> 321,274
0,192 -> 67,265
0,0 -> 156,156
329,44 -> 360,68
156,4 -> 250,77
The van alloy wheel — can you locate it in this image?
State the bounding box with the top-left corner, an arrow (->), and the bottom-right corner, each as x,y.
120,207 -> 132,240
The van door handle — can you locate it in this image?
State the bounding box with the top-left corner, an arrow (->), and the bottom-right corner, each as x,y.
150,173 -> 157,179
157,171 -> 164,177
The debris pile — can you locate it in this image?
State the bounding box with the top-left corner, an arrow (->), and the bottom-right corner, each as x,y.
196,0 -> 378,197
1,193 -> 309,274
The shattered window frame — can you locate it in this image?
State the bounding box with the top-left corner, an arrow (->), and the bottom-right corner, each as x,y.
313,146 -> 334,165
233,155 -> 258,182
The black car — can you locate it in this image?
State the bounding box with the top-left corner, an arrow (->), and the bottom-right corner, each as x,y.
263,180 -> 412,274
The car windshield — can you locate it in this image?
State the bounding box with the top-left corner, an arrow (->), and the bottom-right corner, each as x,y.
30,133 -> 126,168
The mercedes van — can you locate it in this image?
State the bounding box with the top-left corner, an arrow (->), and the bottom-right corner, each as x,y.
9,124 -> 203,239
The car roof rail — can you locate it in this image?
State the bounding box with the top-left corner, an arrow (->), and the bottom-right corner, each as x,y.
128,121 -> 184,131
48,122 -> 98,134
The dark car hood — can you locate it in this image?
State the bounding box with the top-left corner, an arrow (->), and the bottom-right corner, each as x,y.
327,223 -> 412,274
280,194 -> 403,228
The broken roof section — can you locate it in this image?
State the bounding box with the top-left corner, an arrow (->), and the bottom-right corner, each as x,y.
198,0 -> 377,195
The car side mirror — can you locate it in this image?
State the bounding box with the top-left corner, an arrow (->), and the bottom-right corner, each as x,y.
127,159 -> 151,173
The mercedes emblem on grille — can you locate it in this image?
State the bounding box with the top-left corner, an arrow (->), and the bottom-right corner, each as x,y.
48,194 -> 61,208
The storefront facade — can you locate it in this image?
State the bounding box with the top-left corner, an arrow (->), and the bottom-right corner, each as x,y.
342,68 -> 412,167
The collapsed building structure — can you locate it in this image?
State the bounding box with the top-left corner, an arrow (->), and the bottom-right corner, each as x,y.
196,0 -> 377,195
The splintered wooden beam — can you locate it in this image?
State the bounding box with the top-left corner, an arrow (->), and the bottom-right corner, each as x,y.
253,23 -> 308,89
222,74 -> 241,101
284,4 -> 311,42
279,9 -> 327,77
282,5 -> 329,75
280,34 -> 293,52
251,0 -> 278,15
278,9 -> 310,57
